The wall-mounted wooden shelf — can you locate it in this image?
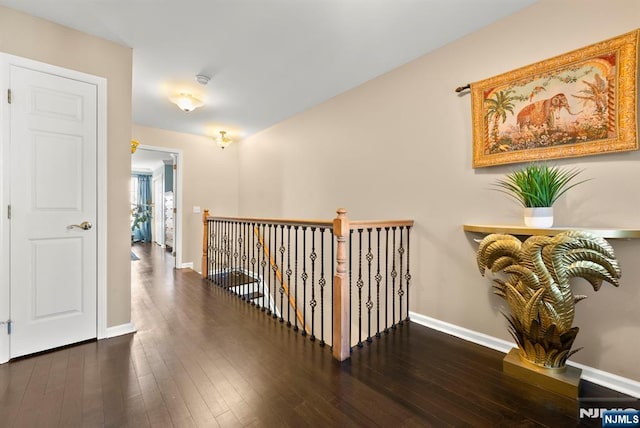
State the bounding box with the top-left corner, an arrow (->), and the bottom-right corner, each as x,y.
463,224 -> 640,239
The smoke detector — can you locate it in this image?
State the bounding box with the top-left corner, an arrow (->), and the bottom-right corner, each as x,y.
195,74 -> 211,85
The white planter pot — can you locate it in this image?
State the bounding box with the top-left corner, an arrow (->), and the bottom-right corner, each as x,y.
524,207 -> 554,228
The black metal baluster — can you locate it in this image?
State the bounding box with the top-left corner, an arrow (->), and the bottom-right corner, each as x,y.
239,221 -> 243,297
207,220 -> 216,280
260,223 -> 267,311
375,228 -> 382,338
309,227 -> 317,342
266,224 -> 271,313
225,220 -> 229,277
235,221 -> 241,297
319,228 -> 326,347
279,225 -> 285,322
241,222 -> 247,300
232,221 -> 237,295
349,229 -> 353,345
225,221 -> 230,286
228,221 -> 233,291
301,227 -> 307,336
230,221 -> 234,291
223,221 -> 228,288
251,222 -> 257,306
206,220 -> 211,280
286,225 -> 292,326
331,231 -> 334,348
246,222 -> 250,300
227,220 -> 232,289
391,227 -> 397,328
384,227 -> 389,334
220,220 -> 224,285
236,221 -> 241,292
205,219 -> 209,280
218,220 -> 223,286
214,219 -> 219,278
366,228 -> 373,343
405,226 -> 411,322
214,220 -> 219,277
212,219 -> 216,278
293,226 -> 299,332
398,226 -> 405,325
356,229 -> 363,348
271,224 -> 278,318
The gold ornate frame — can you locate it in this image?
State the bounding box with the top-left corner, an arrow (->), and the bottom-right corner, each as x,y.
471,30 -> 639,168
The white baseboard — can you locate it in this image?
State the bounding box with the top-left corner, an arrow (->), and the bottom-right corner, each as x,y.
179,262 -> 194,270
409,311 -> 640,398
105,322 -> 137,338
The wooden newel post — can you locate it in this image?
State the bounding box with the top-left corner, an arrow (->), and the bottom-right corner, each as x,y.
332,208 -> 350,361
201,209 -> 210,278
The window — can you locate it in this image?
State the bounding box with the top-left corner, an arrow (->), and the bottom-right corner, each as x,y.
130,175 -> 139,207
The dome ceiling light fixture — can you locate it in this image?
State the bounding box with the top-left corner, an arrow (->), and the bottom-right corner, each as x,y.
169,93 -> 203,112
216,131 -> 232,149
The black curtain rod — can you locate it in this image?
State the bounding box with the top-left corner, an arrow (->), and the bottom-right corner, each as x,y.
455,84 -> 470,93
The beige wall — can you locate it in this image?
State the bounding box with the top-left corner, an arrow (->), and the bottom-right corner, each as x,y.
237,0 -> 640,381
0,7 -> 133,327
132,125 -> 240,271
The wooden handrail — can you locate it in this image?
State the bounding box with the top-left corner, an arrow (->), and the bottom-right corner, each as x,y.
253,226 -> 310,334
207,215 -> 332,228
206,216 -> 414,230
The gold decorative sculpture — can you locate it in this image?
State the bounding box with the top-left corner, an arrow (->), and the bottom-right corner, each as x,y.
476,231 -> 621,369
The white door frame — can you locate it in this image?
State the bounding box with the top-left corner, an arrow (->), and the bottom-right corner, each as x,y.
137,145 -> 184,267
0,54 -> 108,363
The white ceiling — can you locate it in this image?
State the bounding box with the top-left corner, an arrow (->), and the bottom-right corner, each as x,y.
131,148 -> 174,173
0,0 -> 537,140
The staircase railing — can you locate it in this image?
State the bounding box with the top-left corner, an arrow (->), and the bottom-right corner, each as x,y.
202,208 -> 413,361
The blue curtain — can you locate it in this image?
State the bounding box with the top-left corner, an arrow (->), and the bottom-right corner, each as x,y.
133,174 -> 152,242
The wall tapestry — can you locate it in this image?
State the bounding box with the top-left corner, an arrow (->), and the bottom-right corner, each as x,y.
471,29 -> 638,168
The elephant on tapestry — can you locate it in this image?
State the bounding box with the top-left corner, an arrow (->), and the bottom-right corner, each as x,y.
516,93 -> 579,129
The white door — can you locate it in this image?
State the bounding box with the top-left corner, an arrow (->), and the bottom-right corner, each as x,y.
9,65 -> 97,358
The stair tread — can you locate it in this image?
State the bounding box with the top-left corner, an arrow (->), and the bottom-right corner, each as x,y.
211,271 -> 259,288
241,291 -> 264,300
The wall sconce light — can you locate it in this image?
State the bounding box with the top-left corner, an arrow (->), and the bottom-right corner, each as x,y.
131,139 -> 139,154
216,131 -> 232,149
169,93 -> 203,112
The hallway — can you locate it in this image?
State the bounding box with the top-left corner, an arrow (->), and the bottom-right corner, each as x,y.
0,243 -> 624,426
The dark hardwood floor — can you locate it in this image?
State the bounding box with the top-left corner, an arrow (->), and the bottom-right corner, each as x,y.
0,243 -> 628,427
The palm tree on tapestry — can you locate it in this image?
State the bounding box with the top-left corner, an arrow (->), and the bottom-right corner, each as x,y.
476,231 -> 621,368
485,89 -> 515,152
572,73 -> 608,117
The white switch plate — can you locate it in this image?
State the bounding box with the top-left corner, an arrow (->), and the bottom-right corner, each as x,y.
193,206 -> 201,213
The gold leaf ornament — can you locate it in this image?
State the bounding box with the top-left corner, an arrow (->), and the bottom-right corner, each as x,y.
476,231 -> 621,368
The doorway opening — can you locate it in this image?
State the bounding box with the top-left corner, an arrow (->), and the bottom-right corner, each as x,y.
131,146 -> 182,268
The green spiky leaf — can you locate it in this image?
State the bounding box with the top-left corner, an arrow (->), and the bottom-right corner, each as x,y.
493,163 -> 589,207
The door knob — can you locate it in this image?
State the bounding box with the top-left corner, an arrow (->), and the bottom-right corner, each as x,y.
68,221 -> 92,230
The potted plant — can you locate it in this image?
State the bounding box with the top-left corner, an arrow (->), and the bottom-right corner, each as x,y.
131,203 -> 152,239
494,163 -> 587,227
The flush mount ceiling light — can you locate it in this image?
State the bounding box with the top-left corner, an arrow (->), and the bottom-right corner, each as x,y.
216,131 -> 232,149
169,93 -> 203,112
